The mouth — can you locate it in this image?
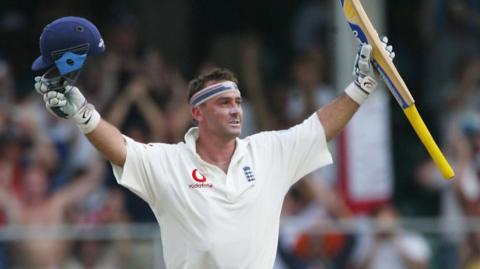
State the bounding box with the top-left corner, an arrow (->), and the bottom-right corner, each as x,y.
228,119 -> 241,127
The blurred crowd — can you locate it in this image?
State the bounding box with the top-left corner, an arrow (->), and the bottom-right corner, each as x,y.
0,0 -> 478,268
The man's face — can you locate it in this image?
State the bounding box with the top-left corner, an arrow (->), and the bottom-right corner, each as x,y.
194,83 -> 243,140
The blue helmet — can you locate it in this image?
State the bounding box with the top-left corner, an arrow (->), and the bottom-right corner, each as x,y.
32,16 -> 105,74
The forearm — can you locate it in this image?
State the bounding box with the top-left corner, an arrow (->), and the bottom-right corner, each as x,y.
86,119 -> 126,167
105,91 -> 133,127
56,154 -> 105,207
135,95 -> 167,140
317,93 -> 359,141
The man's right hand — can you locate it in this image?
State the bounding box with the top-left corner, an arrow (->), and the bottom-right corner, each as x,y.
34,76 -> 101,134
35,76 -> 87,118
346,37 -> 395,105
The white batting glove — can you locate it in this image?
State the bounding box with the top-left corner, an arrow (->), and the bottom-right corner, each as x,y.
34,76 -> 101,134
345,37 -> 395,105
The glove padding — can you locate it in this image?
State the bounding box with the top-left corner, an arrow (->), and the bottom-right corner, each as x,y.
353,44 -> 378,94
34,76 -> 100,134
42,84 -> 87,119
346,36 -> 395,105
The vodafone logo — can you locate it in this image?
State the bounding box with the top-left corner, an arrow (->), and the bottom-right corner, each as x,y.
191,169 -> 207,182
189,169 -> 213,189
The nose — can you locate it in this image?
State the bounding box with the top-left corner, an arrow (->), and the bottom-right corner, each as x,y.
229,104 -> 240,115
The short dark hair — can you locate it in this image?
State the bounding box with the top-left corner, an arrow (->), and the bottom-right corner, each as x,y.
187,68 -> 239,102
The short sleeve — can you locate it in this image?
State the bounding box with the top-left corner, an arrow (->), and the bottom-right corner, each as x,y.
110,135 -> 160,204
250,113 -> 333,189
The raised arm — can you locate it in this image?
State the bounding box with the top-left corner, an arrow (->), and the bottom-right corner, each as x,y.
53,153 -> 105,208
129,78 -> 168,141
34,78 -> 127,167
317,44 -> 374,141
317,93 -> 359,141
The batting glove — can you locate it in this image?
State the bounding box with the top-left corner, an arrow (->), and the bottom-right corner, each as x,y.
34,76 -> 101,134
345,36 -> 395,105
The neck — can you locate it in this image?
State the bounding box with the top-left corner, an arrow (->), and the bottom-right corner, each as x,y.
196,131 -> 237,173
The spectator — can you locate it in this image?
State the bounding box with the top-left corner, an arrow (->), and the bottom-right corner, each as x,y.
422,0 -> 480,112
105,76 -> 167,142
0,156 -> 104,269
444,54 -> 480,118
290,0 -> 332,52
352,204 -> 431,269
414,113 -> 480,269
277,179 -> 353,269
64,189 -> 133,269
285,48 -> 334,126
140,48 -> 191,142
417,53 -> 480,269
460,231 -> 480,269
65,239 -> 118,269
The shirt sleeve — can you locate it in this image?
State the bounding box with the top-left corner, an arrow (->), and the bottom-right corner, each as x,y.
251,113 -> 333,189
110,135 -> 161,205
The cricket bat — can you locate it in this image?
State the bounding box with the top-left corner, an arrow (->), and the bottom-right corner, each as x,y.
340,0 -> 455,179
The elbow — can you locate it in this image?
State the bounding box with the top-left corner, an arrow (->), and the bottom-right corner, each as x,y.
111,155 -> 126,167
111,143 -> 127,167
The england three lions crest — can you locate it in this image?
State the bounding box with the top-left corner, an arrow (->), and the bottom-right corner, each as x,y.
243,166 -> 255,182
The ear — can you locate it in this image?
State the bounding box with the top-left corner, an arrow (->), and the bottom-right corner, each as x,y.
191,106 -> 203,122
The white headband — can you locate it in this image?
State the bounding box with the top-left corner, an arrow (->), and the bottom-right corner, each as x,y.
190,81 -> 240,106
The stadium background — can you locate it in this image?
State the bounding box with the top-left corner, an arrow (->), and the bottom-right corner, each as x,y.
0,0 -> 479,268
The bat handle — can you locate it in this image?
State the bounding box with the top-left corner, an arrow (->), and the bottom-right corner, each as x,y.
403,105 -> 455,179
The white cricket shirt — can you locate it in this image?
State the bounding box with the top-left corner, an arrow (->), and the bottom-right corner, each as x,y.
111,113 -> 332,269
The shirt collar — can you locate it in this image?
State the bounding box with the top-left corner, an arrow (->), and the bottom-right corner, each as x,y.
184,127 -> 200,153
